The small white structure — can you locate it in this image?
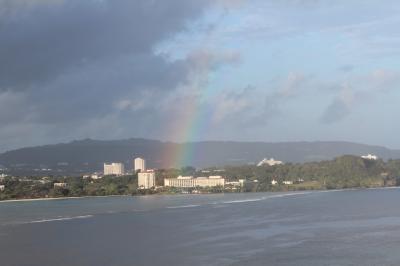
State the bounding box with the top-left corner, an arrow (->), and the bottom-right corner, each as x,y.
138,170 -> 156,189
226,179 -> 258,188
225,181 -> 241,187
54,183 -> 67,188
257,158 -> 284,167
0,185 -> 5,191
91,174 -> 103,180
104,163 -> 125,176
361,154 -> 378,160
134,157 -> 146,173
271,179 -> 278,185
283,180 -> 293,185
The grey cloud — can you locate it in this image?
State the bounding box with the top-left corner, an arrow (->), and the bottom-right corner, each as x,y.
320,98 -> 351,124
338,65 -> 355,73
0,0 -> 212,90
257,72 -> 312,120
211,85 -> 254,123
0,0 -> 63,16
0,0 -> 247,151
320,69 -> 400,124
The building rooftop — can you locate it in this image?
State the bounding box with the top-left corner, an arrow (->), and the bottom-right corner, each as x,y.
177,176 -> 193,180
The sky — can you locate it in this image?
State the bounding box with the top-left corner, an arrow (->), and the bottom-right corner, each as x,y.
1,0 -> 400,152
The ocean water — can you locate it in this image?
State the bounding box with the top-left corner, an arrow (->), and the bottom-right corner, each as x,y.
1,189 -> 400,265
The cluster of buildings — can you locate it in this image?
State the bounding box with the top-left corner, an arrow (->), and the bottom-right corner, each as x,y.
100,156 -> 292,191
102,157 -> 156,189
102,157 -> 253,190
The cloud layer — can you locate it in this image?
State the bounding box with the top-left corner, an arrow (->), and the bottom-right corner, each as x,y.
1,0 -> 400,151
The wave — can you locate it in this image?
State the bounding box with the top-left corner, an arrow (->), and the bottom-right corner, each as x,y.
166,204 -> 201,209
27,215 -> 93,224
219,192 -> 311,205
267,192 -> 311,198
221,197 -> 267,204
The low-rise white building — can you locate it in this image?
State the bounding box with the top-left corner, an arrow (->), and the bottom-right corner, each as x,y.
226,179 -> 259,191
0,185 -> 5,191
54,183 -> 67,188
283,180 -> 293,185
225,181 -> 241,187
361,154 -> 378,160
104,163 -> 125,176
257,158 -> 284,167
138,170 -> 156,189
271,179 -> 278,185
164,175 -> 225,188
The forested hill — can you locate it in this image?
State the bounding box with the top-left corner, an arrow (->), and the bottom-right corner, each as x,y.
1,138 -> 400,175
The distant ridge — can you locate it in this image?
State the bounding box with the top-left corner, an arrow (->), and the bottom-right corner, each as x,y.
1,138 -> 400,175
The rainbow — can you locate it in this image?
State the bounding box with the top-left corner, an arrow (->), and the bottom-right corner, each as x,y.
162,92 -> 214,169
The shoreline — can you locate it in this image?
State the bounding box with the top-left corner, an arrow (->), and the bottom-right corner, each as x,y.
0,194 -> 130,204
1,186 -> 399,204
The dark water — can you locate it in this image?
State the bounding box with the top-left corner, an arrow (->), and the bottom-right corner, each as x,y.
1,189 -> 400,266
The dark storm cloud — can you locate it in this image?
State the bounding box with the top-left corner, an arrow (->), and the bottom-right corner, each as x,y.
0,0 -> 244,151
0,0 -> 211,90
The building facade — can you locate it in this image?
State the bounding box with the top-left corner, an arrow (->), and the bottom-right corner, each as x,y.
138,170 -> 156,189
134,157 -> 146,172
104,163 -> 125,176
164,176 -> 225,188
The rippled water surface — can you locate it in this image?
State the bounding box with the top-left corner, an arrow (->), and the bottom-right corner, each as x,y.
1,189 -> 400,265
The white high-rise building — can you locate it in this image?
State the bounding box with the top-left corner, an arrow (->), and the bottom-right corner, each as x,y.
138,170 -> 155,189
104,163 -> 125,176
134,157 -> 146,172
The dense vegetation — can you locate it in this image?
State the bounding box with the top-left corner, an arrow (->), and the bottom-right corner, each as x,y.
223,155 -> 400,191
1,155 -> 400,200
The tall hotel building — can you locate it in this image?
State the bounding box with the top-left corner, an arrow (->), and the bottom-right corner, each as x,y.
134,157 -> 146,172
138,170 -> 156,189
104,163 -> 125,176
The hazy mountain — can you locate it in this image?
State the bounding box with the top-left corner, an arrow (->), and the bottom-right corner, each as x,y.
1,138 -> 400,175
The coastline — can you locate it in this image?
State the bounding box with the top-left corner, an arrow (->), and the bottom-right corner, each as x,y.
0,194 -> 130,204
1,186 -> 399,204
